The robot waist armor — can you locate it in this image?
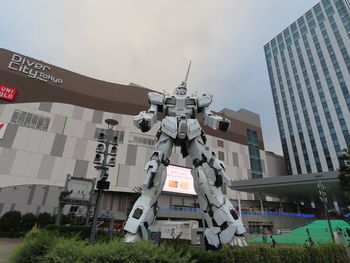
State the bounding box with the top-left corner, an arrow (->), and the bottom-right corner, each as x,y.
160,116 -> 202,140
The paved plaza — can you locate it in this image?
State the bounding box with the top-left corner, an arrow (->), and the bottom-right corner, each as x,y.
0,238 -> 21,263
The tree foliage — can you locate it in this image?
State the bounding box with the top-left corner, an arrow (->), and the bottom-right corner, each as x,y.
0,210 -> 21,233
20,213 -> 37,233
37,212 -> 54,228
338,145 -> 350,204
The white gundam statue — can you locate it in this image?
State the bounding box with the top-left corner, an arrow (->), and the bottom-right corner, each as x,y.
124,63 -> 246,249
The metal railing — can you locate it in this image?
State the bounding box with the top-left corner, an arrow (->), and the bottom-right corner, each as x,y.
157,206 -> 315,218
157,206 -> 201,213
240,210 -> 315,218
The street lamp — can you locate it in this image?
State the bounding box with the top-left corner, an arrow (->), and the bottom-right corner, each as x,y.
89,119 -> 119,245
317,182 -> 335,242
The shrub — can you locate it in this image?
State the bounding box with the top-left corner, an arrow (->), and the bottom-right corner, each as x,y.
9,229 -> 349,263
45,224 -> 91,239
45,224 -> 124,242
0,211 -> 21,234
20,213 -> 37,233
40,237 -> 85,263
9,227 -> 58,263
79,239 -> 194,263
37,212 -> 54,228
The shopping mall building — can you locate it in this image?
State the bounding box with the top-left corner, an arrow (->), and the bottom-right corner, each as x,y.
0,48 -> 302,232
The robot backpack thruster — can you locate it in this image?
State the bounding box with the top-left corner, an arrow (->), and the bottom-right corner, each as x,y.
124,64 -> 247,249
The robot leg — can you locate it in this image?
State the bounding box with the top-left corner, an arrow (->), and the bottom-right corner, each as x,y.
124,133 -> 173,242
188,136 -> 246,249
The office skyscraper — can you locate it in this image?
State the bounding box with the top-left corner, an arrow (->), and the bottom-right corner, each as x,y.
264,0 -> 350,175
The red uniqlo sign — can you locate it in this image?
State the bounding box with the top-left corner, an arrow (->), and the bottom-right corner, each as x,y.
0,85 -> 17,101
0,122 -> 8,139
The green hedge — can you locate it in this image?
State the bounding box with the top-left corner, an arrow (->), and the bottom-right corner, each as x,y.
10,228 -> 349,263
45,224 -> 123,242
45,224 -> 92,239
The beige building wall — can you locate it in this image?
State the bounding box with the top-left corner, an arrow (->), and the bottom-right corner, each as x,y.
0,101 -> 278,216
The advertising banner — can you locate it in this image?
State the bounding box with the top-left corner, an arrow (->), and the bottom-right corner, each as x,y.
0,122 -> 8,139
153,220 -> 199,240
0,85 -> 16,101
66,177 -> 94,201
163,165 -> 196,195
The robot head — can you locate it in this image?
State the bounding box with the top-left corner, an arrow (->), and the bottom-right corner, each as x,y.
176,81 -> 187,95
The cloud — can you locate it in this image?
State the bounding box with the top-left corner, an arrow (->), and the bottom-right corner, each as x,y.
0,0 -> 320,155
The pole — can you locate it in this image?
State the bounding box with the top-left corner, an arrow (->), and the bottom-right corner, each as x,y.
85,205 -> 91,225
237,192 -> 242,217
89,120 -> 117,244
55,204 -> 64,225
324,200 -> 335,242
318,181 -> 335,242
279,198 -> 284,213
55,174 -> 70,225
89,188 -> 103,244
259,195 -> 264,214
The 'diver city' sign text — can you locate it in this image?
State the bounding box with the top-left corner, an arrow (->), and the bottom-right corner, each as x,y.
8,54 -> 63,84
0,85 -> 17,101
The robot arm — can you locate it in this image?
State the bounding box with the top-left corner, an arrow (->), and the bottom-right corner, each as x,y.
134,92 -> 164,132
203,107 -> 231,132
198,93 -> 230,132
134,104 -> 158,132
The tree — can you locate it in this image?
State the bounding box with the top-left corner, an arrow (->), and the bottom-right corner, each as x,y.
338,145 -> 350,205
37,212 -> 54,228
20,213 -> 37,233
0,211 -> 21,233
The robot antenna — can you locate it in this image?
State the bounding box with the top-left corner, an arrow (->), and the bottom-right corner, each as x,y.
184,61 -> 192,84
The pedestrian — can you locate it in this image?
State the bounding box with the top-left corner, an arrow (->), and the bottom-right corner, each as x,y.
346,227 -> 350,237
270,235 -> 277,248
262,234 -> 267,244
308,236 -> 314,246
306,227 -> 310,236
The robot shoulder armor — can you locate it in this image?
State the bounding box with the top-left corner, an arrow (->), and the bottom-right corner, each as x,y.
148,92 -> 164,105
197,93 -> 213,107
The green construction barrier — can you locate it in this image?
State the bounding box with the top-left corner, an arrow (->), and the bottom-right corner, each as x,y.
248,220 -> 350,245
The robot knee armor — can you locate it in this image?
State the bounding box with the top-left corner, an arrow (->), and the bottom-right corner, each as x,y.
144,151 -> 170,188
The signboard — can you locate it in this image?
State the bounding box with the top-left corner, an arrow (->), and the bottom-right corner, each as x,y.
153,220 -> 199,240
163,165 -> 196,195
8,53 -> 63,84
0,85 -> 16,101
66,177 -> 94,202
0,122 -> 8,139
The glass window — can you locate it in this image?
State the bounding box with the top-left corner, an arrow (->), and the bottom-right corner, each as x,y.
10,110 -> 50,131
10,110 -> 21,124
18,111 -> 26,125
36,117 -> 44,130
128,132 -> 154,147
30,115 -> 38,128
217,140 -> 224,148
42,118 -> 50,131
23,113 -> 33,127
247,129 -> 263,178
218,151 -> 225,161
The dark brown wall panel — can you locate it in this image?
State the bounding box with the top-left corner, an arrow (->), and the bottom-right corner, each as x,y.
0,48 -> 264,149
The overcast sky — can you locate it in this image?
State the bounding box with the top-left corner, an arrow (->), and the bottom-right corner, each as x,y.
0,0 -> 320,155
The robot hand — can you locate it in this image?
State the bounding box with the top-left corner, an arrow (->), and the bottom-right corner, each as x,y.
134,111 -> 156,132
218,118 -> 230,132
138,117 -> 151,132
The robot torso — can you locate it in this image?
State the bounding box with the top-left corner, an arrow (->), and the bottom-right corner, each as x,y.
148,91 -> 213,141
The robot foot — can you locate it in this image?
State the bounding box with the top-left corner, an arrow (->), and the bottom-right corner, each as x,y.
232,235 -> 248,247
124,232 -> 142,243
